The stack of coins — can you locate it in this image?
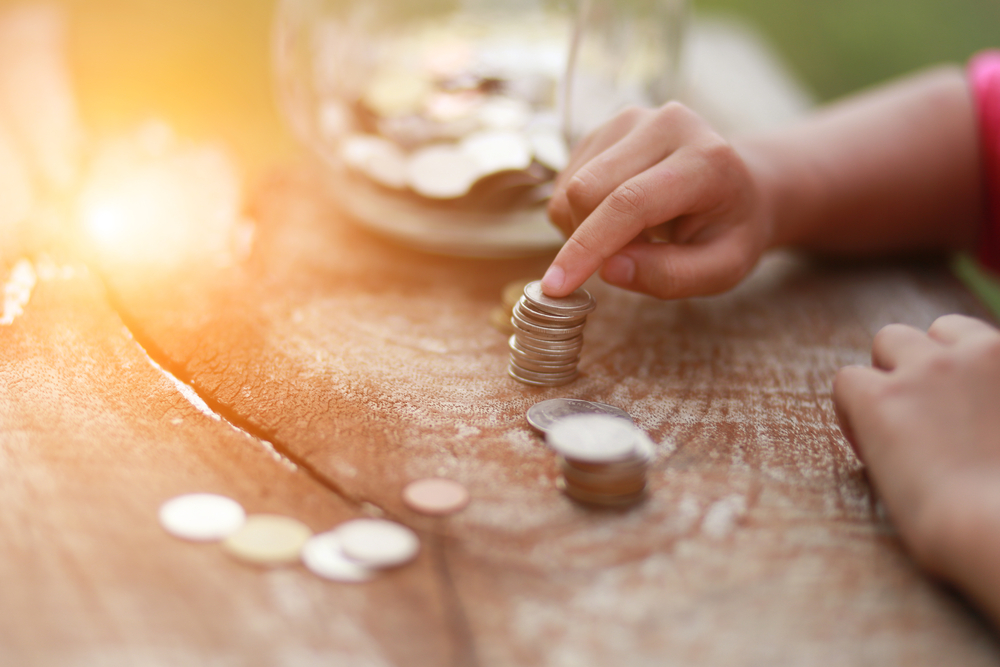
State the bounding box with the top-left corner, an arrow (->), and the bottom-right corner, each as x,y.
508,280 -> 595,387
545,414 -> 654,507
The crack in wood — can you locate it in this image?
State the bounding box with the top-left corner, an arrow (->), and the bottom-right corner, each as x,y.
97,271 -> 482,662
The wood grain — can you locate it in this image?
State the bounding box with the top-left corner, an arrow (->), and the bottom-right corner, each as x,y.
0,258 -> 459,666
90,170 -> 1000,665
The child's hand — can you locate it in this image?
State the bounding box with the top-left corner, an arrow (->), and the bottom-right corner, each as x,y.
834,315 -> 1000,620
542,102 -> 774,299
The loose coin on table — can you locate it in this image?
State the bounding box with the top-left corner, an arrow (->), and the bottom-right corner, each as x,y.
159,493 -> 246,542
222,514 -> 313,566
402,478 -> 470,516
526,398 -> 634,433
302,531 -> 376,583
335,519 -> 421,568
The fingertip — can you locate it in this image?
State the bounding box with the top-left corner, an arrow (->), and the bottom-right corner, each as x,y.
541,264 -> 566,296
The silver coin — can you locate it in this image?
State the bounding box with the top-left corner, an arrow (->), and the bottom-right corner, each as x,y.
511,316 -> 586,340
523,281 -> 595,316
508,365 -> 578,387
511,333 -> 583,353
515,298 -> 585,326
509,336 -> 580,361
512,356 -> 579,374
509,362 -> 578,382
526,398 -> 634,433
407,144 -> 480,199
509,347 -> 578,368
159,493 -> 246,542
460,129 -> 533,176
335,519 -> 420,569
545,414 -> 644,463
302,531 -> 376,583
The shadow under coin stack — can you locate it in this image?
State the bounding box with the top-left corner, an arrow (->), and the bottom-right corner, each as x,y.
546,414 -> 654,507
508,280 -> 595,387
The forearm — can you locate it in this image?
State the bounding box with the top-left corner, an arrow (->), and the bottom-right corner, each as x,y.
737,66 -> 984,256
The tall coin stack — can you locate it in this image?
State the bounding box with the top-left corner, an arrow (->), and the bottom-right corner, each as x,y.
545,414 -> 654,507
508,280 -> 596,387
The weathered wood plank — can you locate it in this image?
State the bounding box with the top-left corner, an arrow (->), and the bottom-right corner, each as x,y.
0,257 -> 459,666
98,170 -> 1000,665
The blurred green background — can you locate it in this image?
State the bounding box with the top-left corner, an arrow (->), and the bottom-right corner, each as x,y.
2,0 -> 997,173
699,0 -> 1000,101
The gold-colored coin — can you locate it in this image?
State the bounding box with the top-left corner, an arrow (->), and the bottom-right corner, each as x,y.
489,305 -> 515,335
501,278 -> 536,311
222,514 -> 312,566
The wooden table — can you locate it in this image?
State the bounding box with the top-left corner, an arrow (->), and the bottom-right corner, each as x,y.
1,169 -> 998,666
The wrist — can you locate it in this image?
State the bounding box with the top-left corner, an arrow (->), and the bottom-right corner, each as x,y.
733,135 -> 822,251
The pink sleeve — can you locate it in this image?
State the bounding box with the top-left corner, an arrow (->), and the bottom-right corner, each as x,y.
969,51 -> 1000,274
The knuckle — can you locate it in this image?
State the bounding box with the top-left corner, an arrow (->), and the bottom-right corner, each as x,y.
606,182 -> 647,218
564,171 -> 600,212
928,313 -> 964,333
564,231 -> 603,262
872,323 -> 908,350
616,105 -> 648,124
547,192 -> 570,227
921,349 -> 957,376
699,135 -> 736,165
658,100 -> 692,120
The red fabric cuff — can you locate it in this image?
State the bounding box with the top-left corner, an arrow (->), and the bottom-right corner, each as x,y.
969,50 -> 1000,274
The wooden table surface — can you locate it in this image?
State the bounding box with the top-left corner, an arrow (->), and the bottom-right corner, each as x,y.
1,169 -> 998,666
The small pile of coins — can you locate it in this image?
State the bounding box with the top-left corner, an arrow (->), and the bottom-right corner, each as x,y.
545,414 -> 653,507
159,476 -> 469,583
508,280 -> 595,387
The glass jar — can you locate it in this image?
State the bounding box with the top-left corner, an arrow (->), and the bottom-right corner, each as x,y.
273,0 -> 686,257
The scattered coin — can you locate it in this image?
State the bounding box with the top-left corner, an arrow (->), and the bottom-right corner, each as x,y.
302,531 -> 376,583
222,514 -> 313,566
546,414 -> 652,507
336,518 -> 420,568
526,398 -> 634,433
159,493 -> 246,542
402,478 -> 470,516
508,281 -> 595,386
